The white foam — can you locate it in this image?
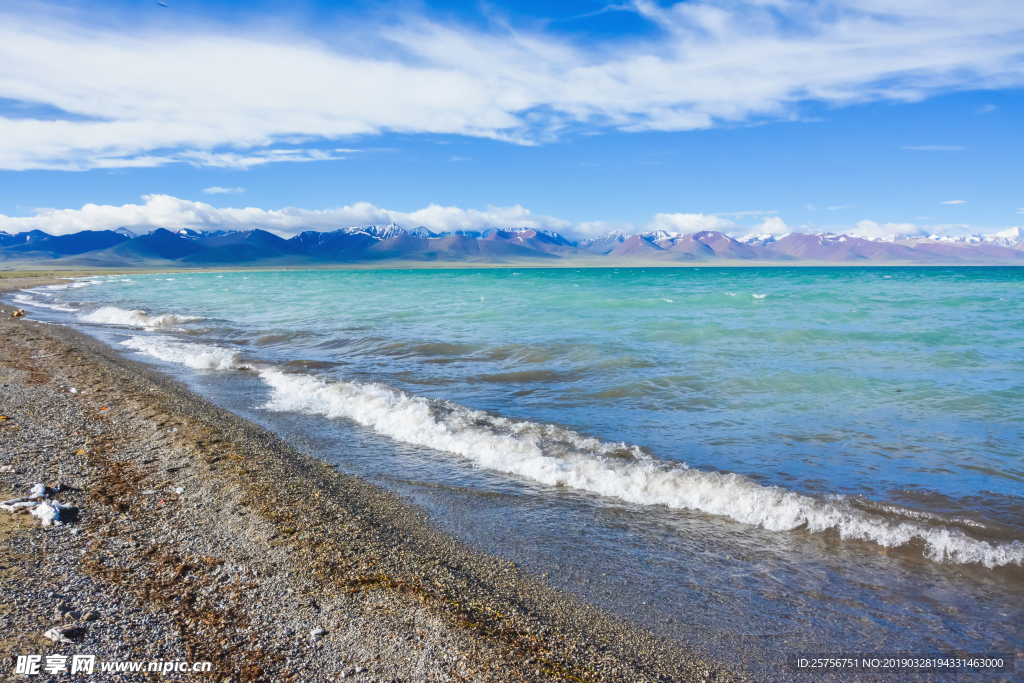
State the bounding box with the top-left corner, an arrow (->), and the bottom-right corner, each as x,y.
12,294 -> 77,312
752,293 -> 767,299
259,370 -> 1023,569
80,306 -> 202,329
120,336 -> 245,371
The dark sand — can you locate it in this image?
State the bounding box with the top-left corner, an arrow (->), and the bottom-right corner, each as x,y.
0,277 -> 744,682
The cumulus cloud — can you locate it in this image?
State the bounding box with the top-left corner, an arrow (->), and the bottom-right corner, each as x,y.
203,186 -> 245,194
0,195 -> 572,237
648,212 -> 738,233
1,0 -> 1023,169
0,195 -> 1012,241
755,216 -> 790,235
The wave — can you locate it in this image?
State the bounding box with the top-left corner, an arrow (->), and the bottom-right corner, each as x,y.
95,314 -> 1023,570
12,293 -> 78,312
120,336 -> 245,371
80,306 -> 203,329
258,369 -> 1023,569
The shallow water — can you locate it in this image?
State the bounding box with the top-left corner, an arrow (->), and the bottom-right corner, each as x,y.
12,267 -> 1024,677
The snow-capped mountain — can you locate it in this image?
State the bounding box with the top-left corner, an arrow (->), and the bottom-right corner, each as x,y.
735,233 -> 776,246
357,223 -> 407,240
4,221 -> 1021,265
860,227 -> 1024,248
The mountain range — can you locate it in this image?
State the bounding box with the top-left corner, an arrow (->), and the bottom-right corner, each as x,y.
2,223 -> 1022,267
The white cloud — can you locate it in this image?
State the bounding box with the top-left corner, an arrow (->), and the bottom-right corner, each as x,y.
1,1 -> 1023,169
941,199 -> 966,204
203,186 -> 245,194
806,204 -> 817,210
648,212 -> 739,233
903,145 -> 964,151
755,216 -> 790,235
0,195 -> 573,237
0,195 -> 1013,241
827,205 -> 851,210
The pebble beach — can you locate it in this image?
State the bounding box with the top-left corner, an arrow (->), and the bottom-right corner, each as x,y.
0,276 -> 740,683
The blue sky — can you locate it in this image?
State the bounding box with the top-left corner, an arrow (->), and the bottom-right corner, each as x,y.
1,0 -> 1022,238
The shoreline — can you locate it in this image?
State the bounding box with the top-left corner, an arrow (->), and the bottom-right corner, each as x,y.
0,279 -> 740,682
4,259 -> 1023,279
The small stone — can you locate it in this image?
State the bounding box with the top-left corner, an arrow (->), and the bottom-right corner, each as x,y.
355,666 -> 366,673
83,612 -> 98,622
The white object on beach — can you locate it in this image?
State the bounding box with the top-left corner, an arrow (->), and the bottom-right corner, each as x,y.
310,628 -> 326,641
174,487 -> 185,494
29,483 -> 47,498
31,501 -> 75,526
0,465 -> 14,473
69,388 -> 78,393
43,628 -> 76,644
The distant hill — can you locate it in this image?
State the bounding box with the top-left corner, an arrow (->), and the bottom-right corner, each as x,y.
2,224 -> 1022,268
0,229 -> 51,248
4,230 -> 128,257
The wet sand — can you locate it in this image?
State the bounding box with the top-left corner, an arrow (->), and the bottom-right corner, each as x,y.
0,277 -> 744,682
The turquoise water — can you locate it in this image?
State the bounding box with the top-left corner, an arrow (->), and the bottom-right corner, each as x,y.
12,267 -> 1024,674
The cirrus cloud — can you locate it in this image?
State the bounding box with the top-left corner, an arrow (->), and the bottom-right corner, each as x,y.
0,0 -> 1023,169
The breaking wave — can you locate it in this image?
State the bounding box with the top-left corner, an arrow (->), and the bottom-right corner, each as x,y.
12,293 -> 78,312
258,369 -> 1023,569
81,306 -> 203,329
120,336 -> 245,371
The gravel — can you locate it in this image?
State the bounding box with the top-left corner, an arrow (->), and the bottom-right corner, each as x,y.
0,276 -> 745,682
